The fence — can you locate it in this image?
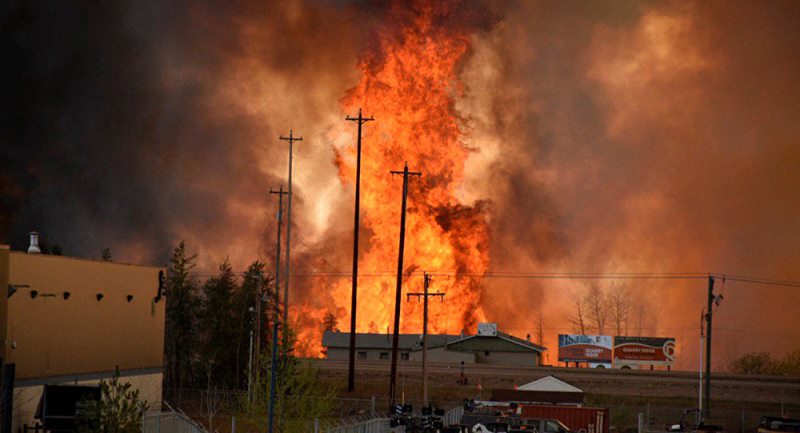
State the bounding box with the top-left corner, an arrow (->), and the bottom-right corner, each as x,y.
321,417 -> 392,433
608,404 -> 796,433
143,409 -> 208,433
441,406 -> 464,427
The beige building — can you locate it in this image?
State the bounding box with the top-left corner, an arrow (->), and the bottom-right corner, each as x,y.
0,241 -> 165,432
322,323 -> 546,366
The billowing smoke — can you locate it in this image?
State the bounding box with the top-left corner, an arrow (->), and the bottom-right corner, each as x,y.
461,1 -> 800,369
3,1 -> 799,369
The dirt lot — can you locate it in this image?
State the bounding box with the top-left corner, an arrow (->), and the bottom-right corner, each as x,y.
312,359 -> 800,432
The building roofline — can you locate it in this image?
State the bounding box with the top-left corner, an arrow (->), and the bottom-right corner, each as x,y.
446,333 -> 547,352
9,250 -> 162,270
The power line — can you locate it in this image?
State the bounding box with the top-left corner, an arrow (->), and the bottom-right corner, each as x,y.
186,270 -> 800,288
718,275 -> 800,288
501,325 -> 800,340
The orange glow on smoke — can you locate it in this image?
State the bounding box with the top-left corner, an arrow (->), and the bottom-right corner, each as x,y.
293,1 -> 490,355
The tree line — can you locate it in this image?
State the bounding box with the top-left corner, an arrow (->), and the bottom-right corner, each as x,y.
164,241 -> 275,394
162,241 -> 340,432
567,284 -> 637,336
728,350 -> 800,376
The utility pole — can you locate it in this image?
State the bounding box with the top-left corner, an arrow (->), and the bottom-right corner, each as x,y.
268,186 -> 288,433
279,131 -> 302,355
388,162 -> 421,406
406,272 -> 444,407
346,108 -> 374,392
704,275 -> 714,419
699,308 -> 704,425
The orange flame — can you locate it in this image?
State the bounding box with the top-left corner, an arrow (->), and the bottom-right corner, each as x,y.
293,1 -> 490,355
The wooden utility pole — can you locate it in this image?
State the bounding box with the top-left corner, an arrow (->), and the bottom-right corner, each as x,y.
279,130 -> 302,354
268,186 -> 288,433
389,162 -> 421,406
699,308 -> 704,424
406,272 -> 444,406
346,108 -> 374,392
704,275 -> 717,419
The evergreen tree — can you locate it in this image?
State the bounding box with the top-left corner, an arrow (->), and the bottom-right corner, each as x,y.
234,261 -> 271,388
164,241 -> 200,396
200,258 -> 239,388
242,261 -> 275,336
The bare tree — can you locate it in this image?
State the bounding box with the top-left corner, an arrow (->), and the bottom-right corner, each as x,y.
608,285 -> 631,335
202,370 -> 223,432
585,284 -> 609,335
567,296 -> 587,334
537,311 -> 544,346
635,303 -> 644,335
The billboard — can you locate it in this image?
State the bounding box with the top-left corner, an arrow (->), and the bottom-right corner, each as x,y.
558,334 -> 612,364
613,336 -> 676,366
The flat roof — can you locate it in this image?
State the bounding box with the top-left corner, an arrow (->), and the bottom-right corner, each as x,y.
8,249 -> 162,270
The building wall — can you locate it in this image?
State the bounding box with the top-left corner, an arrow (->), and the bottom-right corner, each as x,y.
474,350 -> 539,366
409,347 -> 475,364
4,252 -> 165,379
325,347 -> 350,361
325,347 -> 410,361
12,369 -> 162,433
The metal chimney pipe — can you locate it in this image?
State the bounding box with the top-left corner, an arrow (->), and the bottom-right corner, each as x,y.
28,232 -> 41,254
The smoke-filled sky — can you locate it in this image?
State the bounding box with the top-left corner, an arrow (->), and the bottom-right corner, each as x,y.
3,0 -> 799,370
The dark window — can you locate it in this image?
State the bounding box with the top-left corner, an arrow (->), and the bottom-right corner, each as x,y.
401,353 -> 409,360
379,352 -> 389,360
358,352 -> 367,359
484,351 -> 490,356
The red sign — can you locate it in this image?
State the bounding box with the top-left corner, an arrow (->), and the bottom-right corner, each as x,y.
613,337 -> 675,366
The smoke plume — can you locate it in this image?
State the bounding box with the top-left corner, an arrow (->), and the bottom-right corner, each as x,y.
3,1 -> 799,369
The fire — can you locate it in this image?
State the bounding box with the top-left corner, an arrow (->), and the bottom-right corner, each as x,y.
292,1 -> 491,355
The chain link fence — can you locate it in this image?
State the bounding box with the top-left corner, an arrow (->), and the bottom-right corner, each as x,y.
143,409 -> 208,433
606,404 -> 794,433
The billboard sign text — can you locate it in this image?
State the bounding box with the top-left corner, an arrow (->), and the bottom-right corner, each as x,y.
558,334 -> 612,364
613,336 -> 676,366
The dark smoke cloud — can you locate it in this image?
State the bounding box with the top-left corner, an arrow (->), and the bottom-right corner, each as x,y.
3,0 -> 799,368
1,1 -> 365,269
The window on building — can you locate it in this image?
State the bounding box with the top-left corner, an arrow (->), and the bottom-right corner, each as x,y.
484,351 -> 490,356
358,351 -> 367,359
379,352 -> 389,360
401,352 -> 409,360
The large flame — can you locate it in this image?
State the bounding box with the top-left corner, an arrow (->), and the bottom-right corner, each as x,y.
293,1 -> 490,354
